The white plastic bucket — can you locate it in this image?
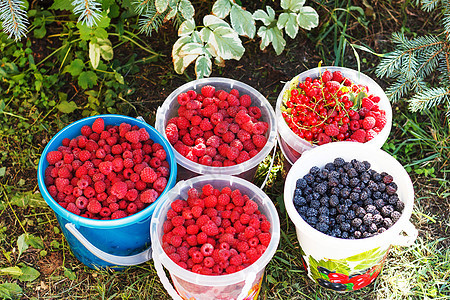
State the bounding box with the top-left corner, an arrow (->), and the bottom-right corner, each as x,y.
284,142 -> 417,292
150,175 -> 280,300
276,67 -> 393,166
155,77 -> 277,182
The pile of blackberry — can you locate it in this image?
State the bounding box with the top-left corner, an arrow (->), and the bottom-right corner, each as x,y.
293,157 -> 404,239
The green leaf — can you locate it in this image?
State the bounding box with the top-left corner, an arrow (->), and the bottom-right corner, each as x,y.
17,234 -> 28,258
89,42 -> 101,69
114,72 -> 124,84
257,26 -> 286,55
0,267 -> 23,276
179,0 -> 195,20
0,167 -> 5,177
212,0 -> 231,19
78,71 -> 98,89
57,101 -> 79,113
64,268 -> 77,280
155,0 -> 169,13
296,6 -> 319,30
98,38 -> 113,60
17,265 -> 40,282
25,234 -> 44,249
94,28 -> 108,40
49,0 -> 74,10
278,12 -> 298,39
281,0 -> 305,12
96,12 -> 111,28
195,55 -> 212,79
34,25 -> 46,39
0,283 -> 22,299
77,23 -> 93,40
230,6 -> 255,38
64,58 -> 84,76
178,19 -> 196,36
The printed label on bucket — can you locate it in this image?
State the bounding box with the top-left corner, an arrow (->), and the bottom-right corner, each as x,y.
300,246 -> 390,292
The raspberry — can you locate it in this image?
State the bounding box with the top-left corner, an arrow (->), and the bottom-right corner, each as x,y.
111,210 -> 127,219
362,97 -> 375,110
202,184 -> 214,196
177,92 -> 190,105
237,130 -> 251,142
140,189 -> 158,203
111,181 -> 128,199
92,118 -> 105,134
47,151 -> 63,165
227,94 -> 240,106
153,177 -> 167,192
321,70 -> 333,83
201,85 -> 215,98
81,125 -> 93,137
324,124 -> 339,137
140,167 -> 157,183
252,134 -> 267,148
78,150 -> 91,162
332,70 -> 344,83
243,199 -> 258,214
375,114 -> 387,129
138,128 -> 150,141
235,110 -> 251,125
201,220 -> 219,236
325,81 -> 341,94
317,133 -> 332,145
66,203 -> 81,215
362,116 -> 376,130
366,129 -> 377,141
226,147 -> 239,161
125,131 -> 140,144
87,199 -> 102,214
239,94 -> 252,107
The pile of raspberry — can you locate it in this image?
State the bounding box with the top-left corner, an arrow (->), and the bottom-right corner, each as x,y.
293,157 -> 404,239
162,184 -> 272,275
43,117 -> 171,220
165,84 -> 269,166
281,70 -> 388,145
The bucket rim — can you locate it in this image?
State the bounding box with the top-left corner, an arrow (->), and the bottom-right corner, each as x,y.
150,174 -> 281,286
284,142 -> 415,248
155,77 -> 277,176
37,114 -> 178,228
275,66 -> 393,159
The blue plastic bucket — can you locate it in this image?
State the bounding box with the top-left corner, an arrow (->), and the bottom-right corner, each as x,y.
37,114 -> 177,269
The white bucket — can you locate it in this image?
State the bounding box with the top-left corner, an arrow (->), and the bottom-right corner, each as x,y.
276,67 -> 393,166
284,142 -> 417,292
155,77 -> 277,182
150,175 -> 280,300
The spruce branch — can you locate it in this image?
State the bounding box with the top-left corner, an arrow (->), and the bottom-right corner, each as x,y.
138,3 -> 164,36
0,0 -> 29,41
408,87 -> 450,112
72,0 -> 102,27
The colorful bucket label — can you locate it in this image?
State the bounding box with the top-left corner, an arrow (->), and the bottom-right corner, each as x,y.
300,246 -> 390,292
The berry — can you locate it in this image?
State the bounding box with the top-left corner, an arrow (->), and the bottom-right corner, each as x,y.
140,167 -> 157,183
92,118 -> 105,134
201,85 -> 215,98
324,124 -> 339,137
47,151 -> 63,165
362,116 -> 376,130
111,181 -> 128,199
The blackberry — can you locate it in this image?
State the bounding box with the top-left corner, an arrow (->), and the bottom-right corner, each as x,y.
340,174 -> 350,186
386,183 -> 398,195
383,174 -> 394,184
329,208 -> 337,216
343,162 -> 352,171
309,166 -> 320,175
340,188 -> 350,199
360,172 -> 371,183
351,218 -> 362,228
345,210 -> 356,220
373,191 -> 382,200
347,168 -> 358,178
355,161 -> 367,173
377,182 -> 386,192
363,160 -> 371,169
329,218 -> 336,227
296,206 -> 308,216
328,170 -> 339,179
381,205 -> 394,217
372,171 -> 382,182
305,194 -> 313,203
363,213 -> 373,225
351,159 -> 359,167
362,232 -> 371,238
344,199 -> 352,207
310,200 -> 320,209
349,178 -> 360,187
294,188 -> 302,197
312,192 -> 321,200
336,214 -> 346,224
314,183 -> 328,195
349,192 -> 360,202
325,162 -> 336,171
318,206 -> 330,216
293,195 -> 307,208
356,200 -> 364,207
328,177 -> 339,188
391,211 -> 401,222
337,204 -> 349,214
304,186 -> 313,195
383,218 -> 393,228
359,224 -> 368,233
363,198 -> 374,206
377,227 -> 386,234
337,167 -> 345,174
365,205 -> 377,215
396,200 -> 405,212
307,216 -> 318,225
329,195 -> 339,207
306,207 -> 318,217
368,180 -> 378,191
374,199 -> 385,210
318,214 -> 330,224
304,173 -> 315,184
318,169 -> 329,179
319,196 -> 330,206
372,213 -> 383,225
360,190 -> 369,201
329,228 -> 342,238
341,231 -> 349,239
356,207 -> 366,218
316,222 -> 329,233
334,157 -> 345,166
351,203 -> 360,211
354,230 -> 362,238
381,193 -> 389,201
369,223 -> 378,233
340,222 -> 351,232
296,178 -> 307,189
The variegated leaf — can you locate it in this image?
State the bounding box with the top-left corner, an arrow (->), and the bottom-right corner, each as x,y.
195,55 -> 212,78
172,35 -> 191,57
278,12 -> 298,39
257,26 -> 286,55
281,0 -> 305,12
180,42 -> 205,56
178,19 -> 196,36
230,6 -> 255,38
179,0 -> 195,20
206,26 -> 244,60
203,15 -> 230,30
173,53 -> 198,74
253,8 -> 273,26
212,0 -> 231,19
155,0 -> 169,13
296,6 -> 319,30
89,41 -> 101,69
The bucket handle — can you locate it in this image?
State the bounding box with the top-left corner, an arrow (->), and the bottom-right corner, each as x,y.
391,220 -> 418,247
259,139 -> 278,190
65,223 -> 152,266
153,247 -> 257,300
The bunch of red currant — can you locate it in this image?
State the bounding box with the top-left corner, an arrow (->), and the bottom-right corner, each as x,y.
281,69 -> 387,145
